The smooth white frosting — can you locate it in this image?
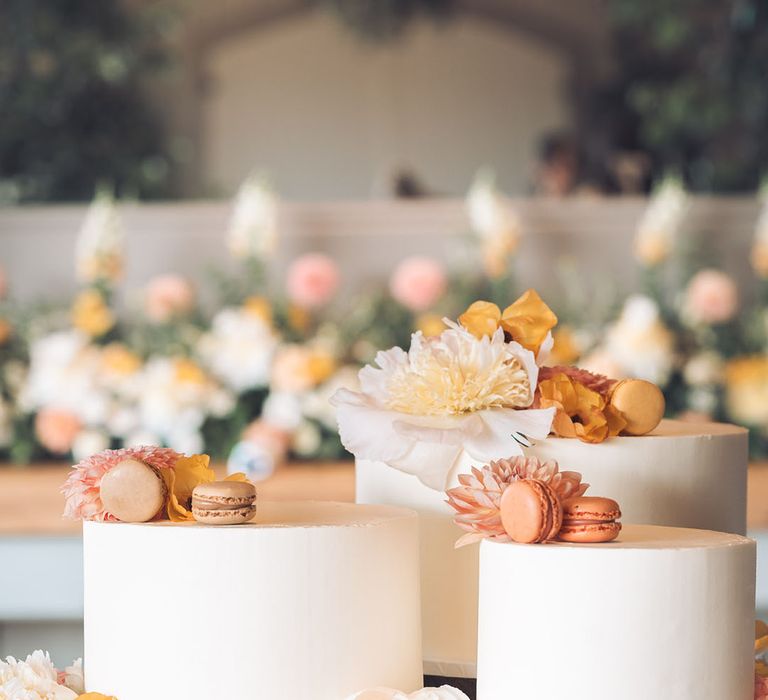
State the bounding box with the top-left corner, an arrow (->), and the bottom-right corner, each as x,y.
477,525 -> 756,700
83,501 -> 423,700
355,419 -> 748,677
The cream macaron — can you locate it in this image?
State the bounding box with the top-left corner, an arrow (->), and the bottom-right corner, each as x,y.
99,458 -> 167,522
191,480 -> 257,525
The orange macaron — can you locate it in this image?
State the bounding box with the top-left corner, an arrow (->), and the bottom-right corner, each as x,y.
500,479 -> 563,544
558,496 -> 622,543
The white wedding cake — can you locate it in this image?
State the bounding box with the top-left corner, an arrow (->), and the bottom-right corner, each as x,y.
477,525 -> 756,700
357,419 -> 748,676
83,501 -> 423,700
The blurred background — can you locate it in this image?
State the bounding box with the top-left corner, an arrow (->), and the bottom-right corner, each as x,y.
3,0 -> 768,668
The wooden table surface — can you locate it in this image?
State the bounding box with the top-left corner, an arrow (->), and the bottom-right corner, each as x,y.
0,462 -> 355,536
2,461 -> 768,535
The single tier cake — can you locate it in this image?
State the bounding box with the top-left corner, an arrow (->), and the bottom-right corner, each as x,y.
476,524 -> 756,700
356,419 -> 748,677
83,501 -> 423,700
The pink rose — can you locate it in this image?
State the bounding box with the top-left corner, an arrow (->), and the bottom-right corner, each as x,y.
286,253 -> 340,309
145,274 -> 195,323
35,409 -> 82,455
389,256 -> 447,312
684,269 -> 738,325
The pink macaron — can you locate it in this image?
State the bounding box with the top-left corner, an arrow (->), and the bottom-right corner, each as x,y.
558,496 -> 622,543
500,479 -> 563,544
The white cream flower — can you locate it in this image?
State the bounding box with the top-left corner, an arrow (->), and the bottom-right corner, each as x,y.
346,686 -> 469,700
227,173 -> 278,260
75,188 -> 123,283
331,325 -> 554,490
634,176 -> 689,266
60,659 -> 83,695
601,295 -> 675,386
198,308 -> 278,392
0,650 -> 77,700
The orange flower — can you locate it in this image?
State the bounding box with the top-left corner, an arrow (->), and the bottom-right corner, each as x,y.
537,372 -> 626,444
244,296 -> 273,325
72,290 -> 114,337
458,289 -> 557,354
77,694 -> 119,700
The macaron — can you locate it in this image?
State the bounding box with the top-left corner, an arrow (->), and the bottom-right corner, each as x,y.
99,458 -> 167,523
558,496 -> 622,543
500,479 -> 562,544
609,378 -> 665,436
191,480 -> 256,525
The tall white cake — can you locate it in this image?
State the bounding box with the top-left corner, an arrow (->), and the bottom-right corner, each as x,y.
356,419 -> 748,677
477,525 -> 756,700
83,501 -> 423,700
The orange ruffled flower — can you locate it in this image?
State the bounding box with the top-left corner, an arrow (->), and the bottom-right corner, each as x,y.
537,372 -> 626,444
458,289 -> 557,354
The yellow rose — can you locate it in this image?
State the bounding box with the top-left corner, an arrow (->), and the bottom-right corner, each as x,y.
72,290 -> 115,337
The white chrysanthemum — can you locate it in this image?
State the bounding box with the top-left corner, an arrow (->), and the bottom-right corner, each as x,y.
227,173 -> 278,260
363,327 -> 532,415
198,308 -> 278,392
346,685 -> 469,700
75,189 -> 123,283
331,326 -> 554,490
0,650 -> 77,700
634,176 -> 688,266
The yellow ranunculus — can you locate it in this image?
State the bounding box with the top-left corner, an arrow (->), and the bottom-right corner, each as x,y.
537,372 -> 626,444
101,343 -> 141,375
174,358 -> 207,385
416,314 -> 445,338
458,289 -> 557,355
162,454 -> 215,522
72,290 -> 114,337
244,296 -> 273,325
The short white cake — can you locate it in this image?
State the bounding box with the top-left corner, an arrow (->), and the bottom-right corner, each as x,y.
356,419 -> 748,677
83,501 -> 423,700
477,525 -> 756,700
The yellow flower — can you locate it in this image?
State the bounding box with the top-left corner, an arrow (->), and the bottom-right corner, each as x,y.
161,454 -> 215,522
458,289 -> 558,354
288,304 -> 310,333
724,356 -> 768,426
101,343 -> 140,375
244,296 -> 273,325
416,314 -> 446,338
72,290 -> 114,337
77,694 -> 119,700
174,358 -> 207,385
549,326 -> 580,365
0,318 -> 11,345
307,350 -> 336,384
537,372 -> 625,444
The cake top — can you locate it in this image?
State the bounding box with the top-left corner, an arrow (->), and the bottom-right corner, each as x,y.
84,500 -> 416,530
482,523 -> 754,551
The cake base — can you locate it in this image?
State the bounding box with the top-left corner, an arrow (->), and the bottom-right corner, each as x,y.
477,525 -> 755,700
83,501 -> 423,700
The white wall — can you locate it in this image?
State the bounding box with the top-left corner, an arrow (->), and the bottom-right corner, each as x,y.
202,11 -> 569,199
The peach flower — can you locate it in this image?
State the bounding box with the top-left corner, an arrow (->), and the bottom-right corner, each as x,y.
684,269 -> 739,325
35,408 -> 82,455
145,274 -> 195,323
62,445 -> 181,521
389,256 -> 447,312
286,253 -> 339,309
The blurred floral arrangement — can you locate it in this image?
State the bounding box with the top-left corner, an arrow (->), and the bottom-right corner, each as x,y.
3,173 -> 768,472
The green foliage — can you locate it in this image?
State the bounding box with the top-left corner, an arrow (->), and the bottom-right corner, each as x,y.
0,0 -> 176,202
603,0 -> 768,192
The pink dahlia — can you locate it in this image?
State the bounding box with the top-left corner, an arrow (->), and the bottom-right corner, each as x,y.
538,365 -> 616,397
62,446 -> 181,521
446,456 -> 588,546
